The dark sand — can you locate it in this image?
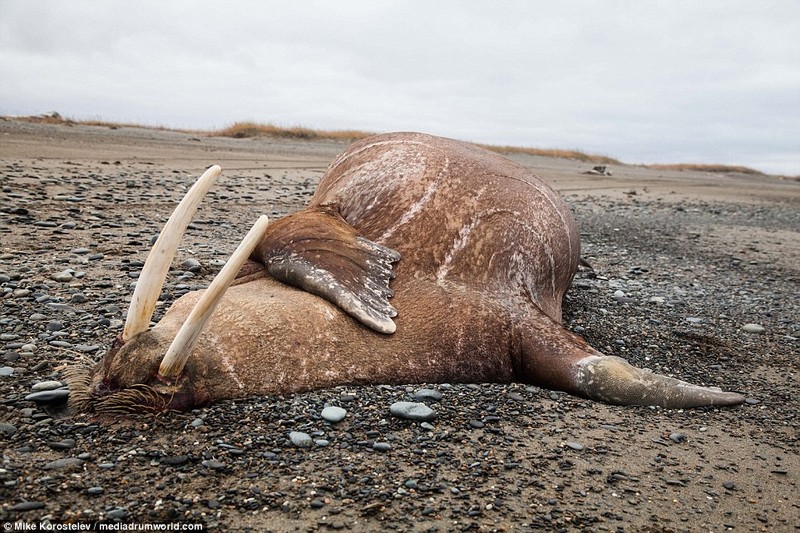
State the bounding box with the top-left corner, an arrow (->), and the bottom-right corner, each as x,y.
0,120 -> 797,531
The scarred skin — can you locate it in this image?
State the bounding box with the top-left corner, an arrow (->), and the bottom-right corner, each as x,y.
73,133 -> 744,413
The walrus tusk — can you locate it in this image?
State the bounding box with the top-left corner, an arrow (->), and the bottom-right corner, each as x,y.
158,215 -> 270,379
122,165 -> 222,342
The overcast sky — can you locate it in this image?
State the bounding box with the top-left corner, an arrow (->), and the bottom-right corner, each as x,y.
1,1 -> 798,175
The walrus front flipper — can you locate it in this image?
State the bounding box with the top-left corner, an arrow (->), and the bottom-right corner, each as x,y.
252,206 -> 401,334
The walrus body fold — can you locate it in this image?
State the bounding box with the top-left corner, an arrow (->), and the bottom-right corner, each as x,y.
68,132 -> 745,414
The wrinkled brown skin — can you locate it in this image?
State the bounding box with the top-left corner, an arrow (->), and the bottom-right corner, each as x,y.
81,132 -> 742,412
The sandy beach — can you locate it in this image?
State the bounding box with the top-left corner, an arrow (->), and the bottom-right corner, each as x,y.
0,119 -> 797,531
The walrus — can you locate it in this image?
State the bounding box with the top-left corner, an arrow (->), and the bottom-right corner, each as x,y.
67,132 -> 745,413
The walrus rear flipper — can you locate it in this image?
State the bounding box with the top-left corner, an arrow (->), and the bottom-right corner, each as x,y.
252,206 -> 401,334
515,310 -> 746,408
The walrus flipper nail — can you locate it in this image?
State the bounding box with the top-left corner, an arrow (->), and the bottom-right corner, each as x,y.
252,206 -> 400,334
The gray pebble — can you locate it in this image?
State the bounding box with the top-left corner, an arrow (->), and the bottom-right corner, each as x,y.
321,406 -> 347,423
723,481 -> 735,490
87,486 -> 104,495
373,442 -> 392,452
49,439 -> 76,450
74,344 -> 100,353
201,459 -> 226,470
161,455 -> 189,466
25,389 -> 70,403
51,270 -> 74,282
742,323 -> 766,334
49,340 -> 73,349
31,380 -> 64,392
289,431 -> 313,448
71,292 -> 87,303
44,457 -> 84,470
181,258 -> 202,272
190,417 -> 204,428
669,432 -> 687,443
106,508 -> 127,520
10,501 -> 46,511
566,441 -> 585,451
0,422 -> 17,437
413,388 -> 443,402
0,366 -> 14,377
389,401 -> 437,422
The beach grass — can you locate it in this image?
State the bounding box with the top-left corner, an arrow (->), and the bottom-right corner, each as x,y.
9,113 -> 778,172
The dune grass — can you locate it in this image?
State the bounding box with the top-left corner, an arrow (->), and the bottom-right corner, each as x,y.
211,121 -> 373,141
646,163 -> 765,176
478,143 -> 620,165
7,113 -> 779,173
2,113 -> 625,164
214,121 -> 619,164
12,112 -> 183,132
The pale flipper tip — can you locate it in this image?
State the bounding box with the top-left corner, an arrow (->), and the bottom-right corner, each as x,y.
576,355 -> 746,408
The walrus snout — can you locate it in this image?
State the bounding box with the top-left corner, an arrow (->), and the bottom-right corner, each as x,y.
66,359 -> 207,414
65,329 -> 210,414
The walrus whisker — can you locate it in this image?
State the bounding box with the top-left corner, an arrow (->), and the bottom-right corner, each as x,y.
158,215 -> 270,379
93,384 -> 174,414
63,361 -> 94,413
122,165 -> 222,342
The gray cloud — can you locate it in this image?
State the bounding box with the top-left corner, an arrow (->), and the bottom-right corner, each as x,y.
1,0 -> 797,174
